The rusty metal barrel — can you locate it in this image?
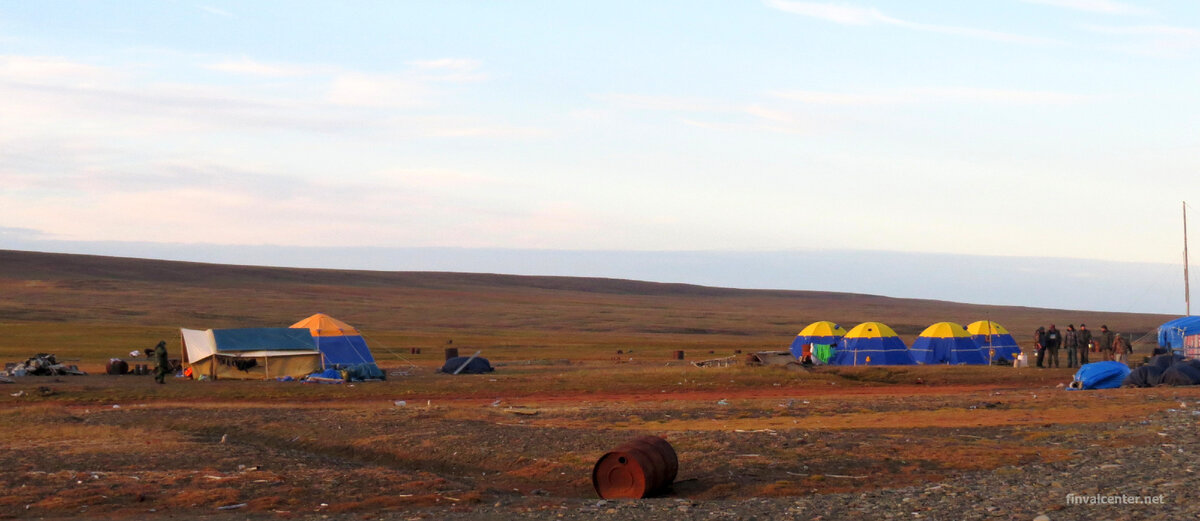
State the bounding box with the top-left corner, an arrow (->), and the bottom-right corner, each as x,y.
673,350 -> 684,360
444,347 -> 459,360
592,435 -> 678,499
106,359 -> 129,375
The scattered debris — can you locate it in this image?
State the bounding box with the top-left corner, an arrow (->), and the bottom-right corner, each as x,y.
503,407 -> 539,416
4,354 -> 86,377
216,503 -> 247,510
692,355 -> 738,368
744,351 -> 797,366
0,376 -> 14,384
394,400 -> 407,407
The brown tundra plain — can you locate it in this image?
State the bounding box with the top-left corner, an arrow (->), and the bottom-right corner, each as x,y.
1,249 -> 1196,521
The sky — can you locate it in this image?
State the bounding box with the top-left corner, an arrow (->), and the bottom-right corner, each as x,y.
1,1 -> 1199,313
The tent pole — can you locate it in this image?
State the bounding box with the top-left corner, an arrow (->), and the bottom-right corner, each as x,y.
1185,201 -> 1191,316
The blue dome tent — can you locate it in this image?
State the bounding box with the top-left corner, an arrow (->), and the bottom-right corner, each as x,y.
910,322 -> 988,365
832,322 -> 916,366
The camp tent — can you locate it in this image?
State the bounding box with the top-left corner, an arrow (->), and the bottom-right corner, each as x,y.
832,322 -> 915,366
290,313 -> 376,367
1157,316 -> 1200,353
909,322 -> 988,365
441,356 -> 494,374
788,321 -> 847,363
181,327 -> 322,380
966,320 -> 1022,363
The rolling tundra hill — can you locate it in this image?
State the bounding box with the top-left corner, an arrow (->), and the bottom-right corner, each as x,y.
0,249 -> 1172,366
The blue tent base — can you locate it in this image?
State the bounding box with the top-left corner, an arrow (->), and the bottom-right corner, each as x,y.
910,336 -> 988,365
970,334 -> 1022,363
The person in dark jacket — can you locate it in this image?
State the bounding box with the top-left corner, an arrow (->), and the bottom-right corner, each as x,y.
1044,324 -> 1062,368
1077,324 -> 1092,365
1099,325 -> 1115,361
1063,325 -> 1079,368
1034,327 -> 1046,368
152,340 -> 169,384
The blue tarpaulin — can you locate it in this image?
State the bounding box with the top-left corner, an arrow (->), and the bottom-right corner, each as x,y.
305,368 -> 345,384
212,328 -> 316,352
1158,316 -> 1200,351
1068,361 -> 1131,390
316,335 -> 375,366
343,363 -> 385,381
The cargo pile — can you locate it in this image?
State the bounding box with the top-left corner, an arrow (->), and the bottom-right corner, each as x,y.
3,353 -> 86,377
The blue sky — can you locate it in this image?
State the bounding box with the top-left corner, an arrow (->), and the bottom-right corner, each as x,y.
2,1 -> 1199,311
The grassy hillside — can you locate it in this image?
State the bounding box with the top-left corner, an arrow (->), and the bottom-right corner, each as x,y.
0,249 -> 1172,370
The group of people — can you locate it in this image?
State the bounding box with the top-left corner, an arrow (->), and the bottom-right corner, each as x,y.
1033,324 -> 1131,368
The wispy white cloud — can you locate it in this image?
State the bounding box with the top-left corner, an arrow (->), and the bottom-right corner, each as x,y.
771,90 -> 911,105
763,0 -> 897,25
0,153 -> 590,248
1084,24 -> 1200,37
1019,0 -> 1153,16
773,87 -> 1101,105
595,93 -> 733,113
326,72 -> 431,108
406,58 -> 488,82
1082,23 -> 1200,56
205,55 -> 486,85
205,56 -> 326,77
599,93 -> 812,134
0,55 -> 114,84
765,0 -> 1061,45
407,58 -> 481,71
198,5 -> 233,17
0,52 -> 538,155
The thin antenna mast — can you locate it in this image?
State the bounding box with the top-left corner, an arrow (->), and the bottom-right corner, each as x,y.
1186,201 -> 1191,316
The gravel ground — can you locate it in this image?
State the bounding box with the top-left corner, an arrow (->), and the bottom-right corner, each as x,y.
380,407 -> 1199,521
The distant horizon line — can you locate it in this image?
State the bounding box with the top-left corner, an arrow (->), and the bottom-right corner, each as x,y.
0,240 -> 1190,315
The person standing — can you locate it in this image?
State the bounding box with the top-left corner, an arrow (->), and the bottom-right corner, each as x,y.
1099,325 -> 1116,362
1113,333 -> 1132,364
1063,325 -> 1079,368
1044,324 -> 1062,368
1077,324 -> 1092,365
152,340 -> 169,384
1034,327 -> 1047,368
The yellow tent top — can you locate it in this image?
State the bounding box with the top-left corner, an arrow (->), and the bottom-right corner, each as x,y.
966,320 -> 1010,336
290,313 -> 360,338
845,321 -> 899,339
797,321 -> 847,338
919,322 -> 971,339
